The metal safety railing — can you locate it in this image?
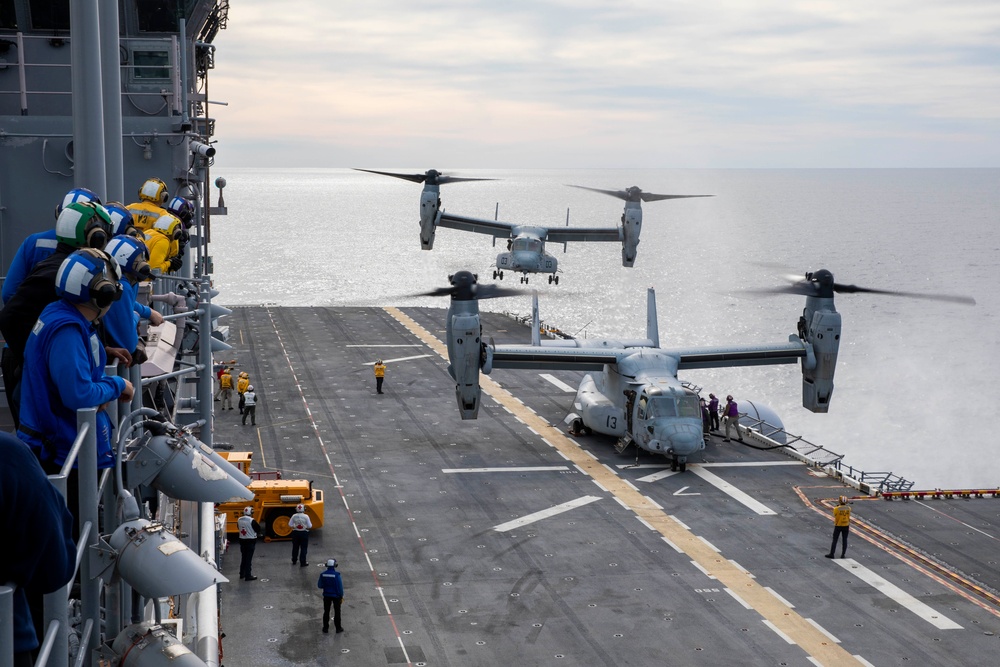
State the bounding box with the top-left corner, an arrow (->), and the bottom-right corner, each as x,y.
1,273 -> 224,667
739,413 -> 914,493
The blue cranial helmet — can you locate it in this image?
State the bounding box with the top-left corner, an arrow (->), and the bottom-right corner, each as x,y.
54,187 -> 101,220
166,196 -> 194,227
105,235 -> 152,281
55,248 -> 123,308
104,202 -> 140,237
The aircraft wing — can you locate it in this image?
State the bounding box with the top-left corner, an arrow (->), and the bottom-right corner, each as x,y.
491,345 -> 619,371
545,227 -> 621,243
438,211 -> 516,238
667,340 -> 807,370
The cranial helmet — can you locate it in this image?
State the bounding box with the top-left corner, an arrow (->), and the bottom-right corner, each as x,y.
838,496 -> 848,505
240,371 -> 248,379
105,235 -> 152,281
243,507 -> 253,516
56,202 -> 114,249
247,385 -> 253,392
326,559 -> 337,568
138,177 -> 169,204
152,214 -> 183,240
166,196 -> 194,227
54,187 -> 101,219
296,504 -> 305,513
726,395 -> 733,401
55,248 -> 123,309
103,202 -> 142,238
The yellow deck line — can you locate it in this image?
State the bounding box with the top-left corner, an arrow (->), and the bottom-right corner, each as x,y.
385,307 -> 863,666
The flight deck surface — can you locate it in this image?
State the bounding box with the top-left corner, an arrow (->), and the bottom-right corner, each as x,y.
214,305 -> 1000,666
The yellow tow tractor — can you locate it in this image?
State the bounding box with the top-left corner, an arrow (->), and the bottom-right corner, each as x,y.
216,451 -> 324,541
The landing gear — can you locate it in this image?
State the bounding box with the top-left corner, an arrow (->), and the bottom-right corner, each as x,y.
520,275 -> 529,284
493,270 -> 498,280
494,270 -> 504,280
669,456 -> 687,473
548,275 -> 559,285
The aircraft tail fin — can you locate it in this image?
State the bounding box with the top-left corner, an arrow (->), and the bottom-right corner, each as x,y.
646,287 -> 659,347
531,291 -> 541,346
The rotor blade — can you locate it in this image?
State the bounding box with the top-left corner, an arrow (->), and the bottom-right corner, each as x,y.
640,192 -> 714,202
566,184 -> 628,201
411,286 -> 457,298
436,176 -> 496,184
473,285 -> 524,300
833,283 -> 976,305
741,283 -> 817,298
353,168 -> 427,184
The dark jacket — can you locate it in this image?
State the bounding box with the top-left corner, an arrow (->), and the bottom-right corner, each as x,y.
317,567 -> 344,598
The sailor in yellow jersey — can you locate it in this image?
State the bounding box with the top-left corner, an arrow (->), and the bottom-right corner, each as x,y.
374,359 -> 386,394
143,214 -> 184,274
825,496 -> 852,559
126,177 -> 170,232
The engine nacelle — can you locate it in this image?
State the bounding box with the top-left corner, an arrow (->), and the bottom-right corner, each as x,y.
800,302 -> 841,413
448,312 -> 483,419
419,187 -> 441,250
620,204 -> 642,267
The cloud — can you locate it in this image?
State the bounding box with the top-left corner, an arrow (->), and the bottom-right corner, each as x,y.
209,0 -> 1000,168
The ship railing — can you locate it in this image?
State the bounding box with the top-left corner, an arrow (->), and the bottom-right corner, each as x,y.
739,415 -> 914,494
1,279 -> 224,666
0,34 -> 181,116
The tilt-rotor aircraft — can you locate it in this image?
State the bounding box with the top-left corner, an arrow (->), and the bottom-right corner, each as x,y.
430,269 -> 974,472
356,168 -> 711,284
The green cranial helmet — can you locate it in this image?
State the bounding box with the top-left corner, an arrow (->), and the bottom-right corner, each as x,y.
55,202 -> 114,249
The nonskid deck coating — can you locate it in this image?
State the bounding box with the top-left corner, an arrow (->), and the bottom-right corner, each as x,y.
214,305 -> 1000,666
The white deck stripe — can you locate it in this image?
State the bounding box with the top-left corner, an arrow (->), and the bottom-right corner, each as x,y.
725,588 -> 752,610
762,619 -> 796,645
689,561 -> 717,580
442,466 -> 570,473
764,586 -> 795,608
853,656 -> 876,667
689,466 -> 777,515
805,618 -> 840,643
637,469 -> 680,483
493,495 -> 602,532
347,344 -> 424,347
363,354 -> 431,365
539,373 -> 577,392
834,558 -> 963,630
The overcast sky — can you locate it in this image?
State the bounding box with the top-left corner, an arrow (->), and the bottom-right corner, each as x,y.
209,0 -> 999,169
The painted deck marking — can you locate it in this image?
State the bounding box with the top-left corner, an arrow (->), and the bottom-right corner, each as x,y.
806,618 -> 840,643
442,466 -> 570,474
493,495 -> 601,532
673,486 -> 700,496
833,559 -> 963,630
762,619 -> 796,645
689,466 -> 777,515
540,373 -> 576,392
385,306 -> 867,666
637,469 -> 680,483
346,344 -> 424,347
363,354 -> 431,365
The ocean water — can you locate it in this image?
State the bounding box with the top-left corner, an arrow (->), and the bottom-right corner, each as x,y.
210,168 -> 1000,489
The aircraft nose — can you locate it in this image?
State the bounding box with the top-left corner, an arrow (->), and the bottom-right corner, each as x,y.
657,422 -> 704,456
511,251 -> 535,269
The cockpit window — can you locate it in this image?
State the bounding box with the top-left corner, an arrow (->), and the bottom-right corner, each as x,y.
679,396 -> 700,418
646,397 -> 677,418
512,238 -> 541,253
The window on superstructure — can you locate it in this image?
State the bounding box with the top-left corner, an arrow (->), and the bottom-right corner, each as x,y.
137,0 -> 178,33
134,49 -> 170,79
0,0 -> 17,30
29,0 -> 70,30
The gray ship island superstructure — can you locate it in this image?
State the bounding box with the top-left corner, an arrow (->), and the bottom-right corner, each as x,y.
2,3 -> 999,667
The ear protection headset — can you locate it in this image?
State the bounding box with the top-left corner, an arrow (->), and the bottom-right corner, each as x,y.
105,236 -> 152,281
139,178 -> 169,204
55,248 -> 123,308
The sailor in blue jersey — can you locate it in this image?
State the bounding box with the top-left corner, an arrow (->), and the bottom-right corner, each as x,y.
102,235 -> 163,361
1,187 -> 102,304
317,558 -> 345,633
0,432 -> 76,664
17,249 -> 133,473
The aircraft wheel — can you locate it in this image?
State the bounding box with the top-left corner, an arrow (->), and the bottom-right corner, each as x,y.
499,271 -> 504,280
555,276 -> 559,285
525,276 -> 529,284
680,461 -> 687,473
670,458 -> 678,472
548,275 -> 553,284
493,270 -> 498,279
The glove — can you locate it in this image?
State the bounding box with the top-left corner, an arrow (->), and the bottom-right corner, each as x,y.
168,256 -> 183,272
